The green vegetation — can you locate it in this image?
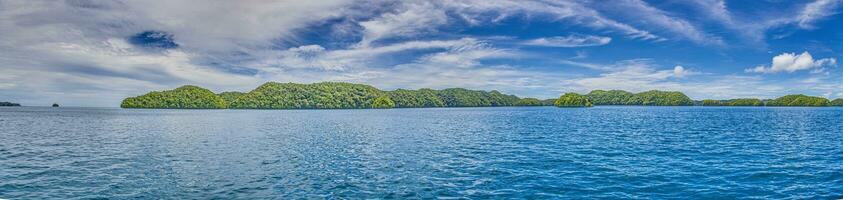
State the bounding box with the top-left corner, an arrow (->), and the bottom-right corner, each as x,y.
229,82 -> 386,109
701,99 -> 721,106
766,94 -> 830,107
555,93 -> 592,107
701,98 -> 764,106
218,91 -> 245,107
0,102 -> 21,106
728,98 -> 764,106
122,82 -> 841,109
435,88 -> 519,107
541,99 -> 557,106
515,98 -> 544,106
586,90 -> 635,105
388,89 -> 445,108
630,90 -> 694,106
585,90 -> 693,106
121,85 -> 226,109
372,96 -> 396,109
123,82 -> 526,109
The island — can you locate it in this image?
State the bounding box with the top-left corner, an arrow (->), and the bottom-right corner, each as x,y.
0,102 -> 21,106
701,98 -> 764,106
586,90 -> 693,106
554,93 -> 593,107
122,82 -> 522,109
121,82 -> 842,109
514,98 -> 544,106
52,103 -> 59,107
765,94 -> 829,107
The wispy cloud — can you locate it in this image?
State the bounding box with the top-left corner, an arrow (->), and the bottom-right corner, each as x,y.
798,0 -> 843,29
593,0 -> 724,46
522,34 -> 611,47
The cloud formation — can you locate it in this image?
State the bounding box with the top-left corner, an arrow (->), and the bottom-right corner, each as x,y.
1,0 -> 843,106
523,35 -> 612,47
746,52 -> 837,73
798,0 -> 843,29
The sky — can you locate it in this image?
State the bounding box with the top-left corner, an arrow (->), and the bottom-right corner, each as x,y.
1,0 -> 842,107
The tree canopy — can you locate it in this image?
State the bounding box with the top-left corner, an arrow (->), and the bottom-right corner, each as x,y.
123,82 -> 526,109
218,91 -> 245,108
372,96 -> 396,109
701,98 -> 763,106
435,88 -> 520,107
585,90 -> 693,106
765,94 -> 830,107
555,93 -> 592,107
229,82 -> 386,109
515,98 -> 544,106
121,82 -> 838,109
587,90 -> 635,105
121,85 -> 226,109
387,89 -> 445,108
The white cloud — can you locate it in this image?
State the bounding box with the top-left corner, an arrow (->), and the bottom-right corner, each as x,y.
353,0 -> 663,48
522,35 -> 611,47
594,0 -> 724,46
357,2 -> 449,47
798,0 -> 843,29
560,61 -> 791,100
569,61 -> 681,92
673,65 -> 689,77
253,38 -> 499,71
746,52 -> 837,73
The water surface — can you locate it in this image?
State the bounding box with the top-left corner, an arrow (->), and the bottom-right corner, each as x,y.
1,106 -> 842,199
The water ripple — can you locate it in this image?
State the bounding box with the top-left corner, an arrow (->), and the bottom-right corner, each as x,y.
1,107 -> 842,199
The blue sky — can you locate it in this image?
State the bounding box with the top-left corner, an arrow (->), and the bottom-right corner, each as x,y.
1,0 -> 842,107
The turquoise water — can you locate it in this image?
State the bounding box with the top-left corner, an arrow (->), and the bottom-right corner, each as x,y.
1,106 -> 842,199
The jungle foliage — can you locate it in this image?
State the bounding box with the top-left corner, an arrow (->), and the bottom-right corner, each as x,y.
585,90 -> 693,106
121,85 -> 227,109
701,98 -> 764,106
555,93 -> 593,107
765,94 -> 830,107
515,98 -> 544,106
123,82 -> 524,109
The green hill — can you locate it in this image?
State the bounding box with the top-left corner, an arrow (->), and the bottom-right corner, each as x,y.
585,90 -> 693,106
435,88 -> 519,107
387,89 -> 445,108
555,93 -> 592,107
123,82 -> 527,109
121,85 -> 226,109
229,82 -> 386,109
832,98 -> 843,106
586,90 -> 635,105
766,94 -> 830,107
515,98 -> 544,106
701,98 -> 764,106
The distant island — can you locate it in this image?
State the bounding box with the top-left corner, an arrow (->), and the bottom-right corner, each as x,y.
121,82 -> 843,109
0,101 -> 21,106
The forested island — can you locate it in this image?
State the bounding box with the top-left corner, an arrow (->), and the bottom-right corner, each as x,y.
121,82 -> 523,109
121,82 -> 843,109
0,102 -> 21,106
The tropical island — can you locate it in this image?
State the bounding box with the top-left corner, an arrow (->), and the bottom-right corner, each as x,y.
0,101 -> 21,106
121,81 -> 843,109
